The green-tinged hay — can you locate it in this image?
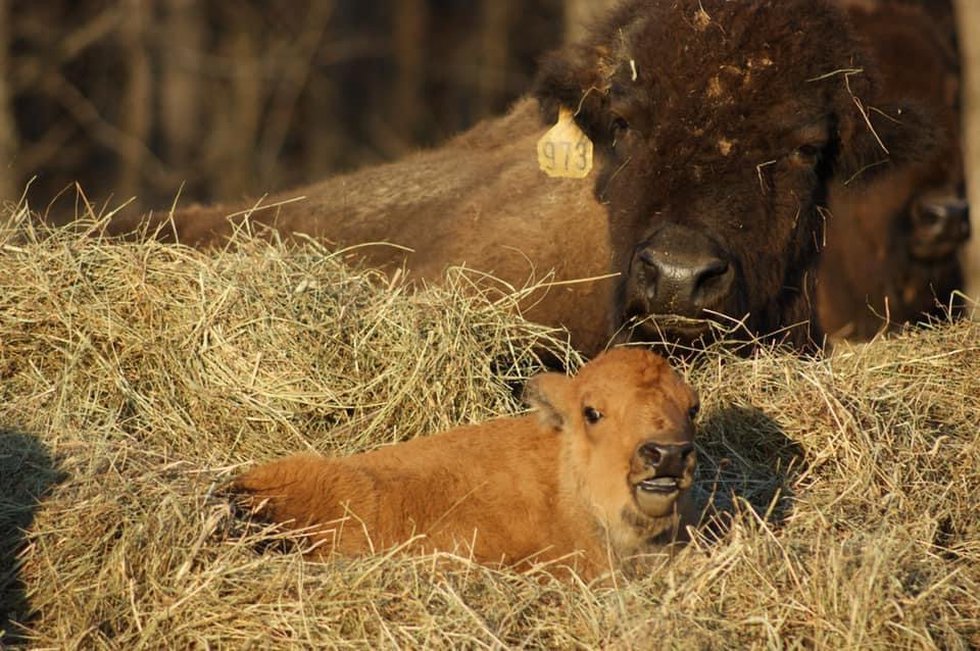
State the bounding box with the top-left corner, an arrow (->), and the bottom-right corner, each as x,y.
0,205 -> 978,648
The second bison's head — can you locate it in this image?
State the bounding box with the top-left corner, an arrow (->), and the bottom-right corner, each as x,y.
534,0 -> 937,352
525,348 -> 698,531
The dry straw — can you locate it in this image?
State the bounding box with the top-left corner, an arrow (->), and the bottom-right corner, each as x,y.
0,202 -> 977,648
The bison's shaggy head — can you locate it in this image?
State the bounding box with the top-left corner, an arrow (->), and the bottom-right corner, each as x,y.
842,0 -> 968,266
525,348 -> 698,540
534,0 -> 937,352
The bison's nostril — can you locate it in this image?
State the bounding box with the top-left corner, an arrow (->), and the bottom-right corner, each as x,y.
638,442 -> 695,476
639,443 -> 663,464
915,205 -> 942,227
700,258 -> 729,277
638,248 -> 660,271
692,257 -> 730,293
946,200 -> 969,227
686,255 -> 735,311
914,199 -> 970,241
910,198 -> 971,261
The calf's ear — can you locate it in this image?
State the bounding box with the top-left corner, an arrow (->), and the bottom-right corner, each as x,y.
836,99 -> 938,188
524,373 -> 574,431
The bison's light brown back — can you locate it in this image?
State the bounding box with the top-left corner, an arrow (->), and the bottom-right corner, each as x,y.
109,0 -> 939,356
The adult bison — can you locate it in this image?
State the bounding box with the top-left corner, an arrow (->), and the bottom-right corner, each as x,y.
818,0 -> 970,340
230,348 -> 700,580
109,0 -> 935,355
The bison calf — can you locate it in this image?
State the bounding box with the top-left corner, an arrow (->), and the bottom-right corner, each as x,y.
231,348 -> 699,580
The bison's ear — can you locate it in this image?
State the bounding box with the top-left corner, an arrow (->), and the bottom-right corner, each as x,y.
534,8 -> 648,146
524,373 -> 574,430
533,44 -> 614,147
836,100 -> 938,188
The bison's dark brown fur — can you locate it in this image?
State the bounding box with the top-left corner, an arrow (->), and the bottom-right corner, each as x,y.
818,0 -> 969,340
109,0 -> 936,356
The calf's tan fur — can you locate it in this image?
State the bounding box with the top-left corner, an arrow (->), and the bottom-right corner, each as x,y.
232,348 -> 699,580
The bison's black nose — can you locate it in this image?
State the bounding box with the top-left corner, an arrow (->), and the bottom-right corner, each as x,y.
636,230 -> 736,318
910,196 -> 970,260
637,442 -> 695,476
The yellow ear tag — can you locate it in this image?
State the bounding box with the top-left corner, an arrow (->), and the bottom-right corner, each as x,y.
537,106 -> 594,179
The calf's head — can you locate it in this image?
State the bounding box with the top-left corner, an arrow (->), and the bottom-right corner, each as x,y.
534,0 -> 937,351
525,348 -> 698,525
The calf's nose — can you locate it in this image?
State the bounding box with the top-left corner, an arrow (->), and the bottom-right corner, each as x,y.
637,442 -> 695,476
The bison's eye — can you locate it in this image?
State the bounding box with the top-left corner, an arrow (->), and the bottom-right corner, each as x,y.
611,116 -> 630,141
789,143 -> 822,167
688,404 -> 700,420
583,406 -> 603,424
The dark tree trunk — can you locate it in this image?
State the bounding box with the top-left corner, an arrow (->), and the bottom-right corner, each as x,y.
393,0 -> 428,149
478,0 -> 511,116
119,0 -> 152,213
0,0 -> 17,205
160,0 -> 204,195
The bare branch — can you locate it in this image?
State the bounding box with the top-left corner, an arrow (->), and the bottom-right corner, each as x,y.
40,71 -> 173,188
118,0 -> 153,211
257,1 -> 335,184
0,0 -> 18,205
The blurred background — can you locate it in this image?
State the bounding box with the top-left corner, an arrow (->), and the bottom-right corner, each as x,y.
0,0 -> 610,215
0,0 -> 976,304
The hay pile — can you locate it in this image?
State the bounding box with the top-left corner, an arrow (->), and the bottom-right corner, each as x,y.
1,204 -> 977,648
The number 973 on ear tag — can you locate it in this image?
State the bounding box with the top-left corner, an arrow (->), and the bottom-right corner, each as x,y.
537,107 -> 594,179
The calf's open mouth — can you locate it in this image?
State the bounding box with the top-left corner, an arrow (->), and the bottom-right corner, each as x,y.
629,441 -> 696,517
631,471 -> 688,518
637,476 -> 681,494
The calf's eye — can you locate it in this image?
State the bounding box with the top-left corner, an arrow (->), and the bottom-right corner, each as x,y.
688,404 -> 700,420
583,406 -> 603,424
